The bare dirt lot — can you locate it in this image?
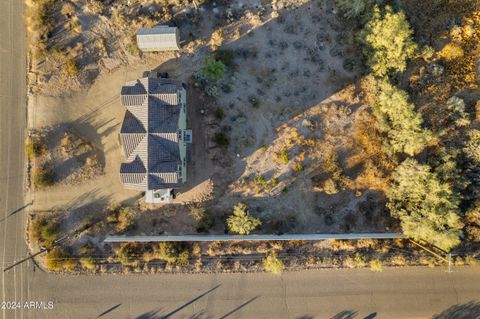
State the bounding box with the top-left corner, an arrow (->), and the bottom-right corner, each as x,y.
27,0 -> 393,253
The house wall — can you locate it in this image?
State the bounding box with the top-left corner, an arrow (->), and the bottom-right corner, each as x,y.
178,87 -> 187,183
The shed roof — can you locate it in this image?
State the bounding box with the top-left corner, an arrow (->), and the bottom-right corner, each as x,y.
136,26 -> 180,51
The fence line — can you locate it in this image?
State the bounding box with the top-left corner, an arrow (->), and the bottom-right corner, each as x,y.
104,233 -> 406,243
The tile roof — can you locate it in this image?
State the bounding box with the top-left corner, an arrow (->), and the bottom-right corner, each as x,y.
120,77 -> 184,190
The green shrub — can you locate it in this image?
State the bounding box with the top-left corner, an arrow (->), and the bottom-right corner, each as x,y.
25,136 -> 45,159
214,132 -> 229,146
214,107 -> 225,120
277,148 -> 289,165
227,203 -> 262,235
358,6 -> 417,77
263,252 -> 284,275
369,259 -> 383,272
271,177 -> 279,186
201,56 -> 225,81
33,164 -> 55,188
40,223 -> 60,247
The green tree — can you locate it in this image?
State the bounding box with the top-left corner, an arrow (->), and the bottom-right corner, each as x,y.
371,79 -> 430,155
359,5 -> 417,77
387,159 -> 463,251
201,56 -> 225,81
263,252 -> 284,275
227,203 -> 261,235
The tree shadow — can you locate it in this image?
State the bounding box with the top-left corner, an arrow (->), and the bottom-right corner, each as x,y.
432,301 -> 480,319
330,310 -> 357,319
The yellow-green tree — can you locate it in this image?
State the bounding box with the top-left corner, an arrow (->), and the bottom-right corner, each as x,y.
371,79 -> 430,156
227,203 -> 261,235
387,159 -> 463,251
359,6 -> 417,77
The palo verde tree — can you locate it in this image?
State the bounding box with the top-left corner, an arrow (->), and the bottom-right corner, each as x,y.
227,203 -> 261,235
387,158 -> 463,251
371,79 -> 430,156
359,5 -> 417,77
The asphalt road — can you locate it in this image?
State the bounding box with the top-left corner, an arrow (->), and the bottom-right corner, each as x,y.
1,1 -> 480,319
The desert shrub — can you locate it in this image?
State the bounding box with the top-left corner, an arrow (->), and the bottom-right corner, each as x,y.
64,58 -> 79,77
387,159 -> 463,251
214,107 -> 225,120
201,57 -> 225,81
254,175 -> 271,193
115,243 -> 139,267
271,177 -> 279,186
354,252 -> 366,267
369,259 -> 383,272
40,223 -> 60,247
276,148 -> 289,165
80,257 -> 96,270
125,34 -> 140,56
227,203 -> 261,235
116,207 -> 137,232
190,206 -> 206,221
30,217 -> 60,248
359,6 -> 417,77
370,79 -> 430,155
45,248 -> 71,272
157,242 -> 179,263
60,2 -> 75,16
214,132 -> 229,146
445,96 -> 470,127
464,130 -> 480,164
439,43 -> 464,61
466,203 -> 480,242
196,214 -> 215,233
263,252 -> 284,275
292,161 -> 304,172
176,250 -> 190,267
25,136 -> 45,159
85,0 -> 105,14
336,0 -> 379,20
33,164 -> 54,188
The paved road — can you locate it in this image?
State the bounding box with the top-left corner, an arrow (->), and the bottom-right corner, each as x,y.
0,0 -> 30,319
1,1 -> 480,319
9,267 -> 480,319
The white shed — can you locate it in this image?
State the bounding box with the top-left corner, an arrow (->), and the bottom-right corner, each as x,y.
136,26 -> 180,52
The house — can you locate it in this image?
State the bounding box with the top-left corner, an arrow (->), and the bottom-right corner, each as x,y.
119,75 -> 191,203
136,26 -> 180,52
